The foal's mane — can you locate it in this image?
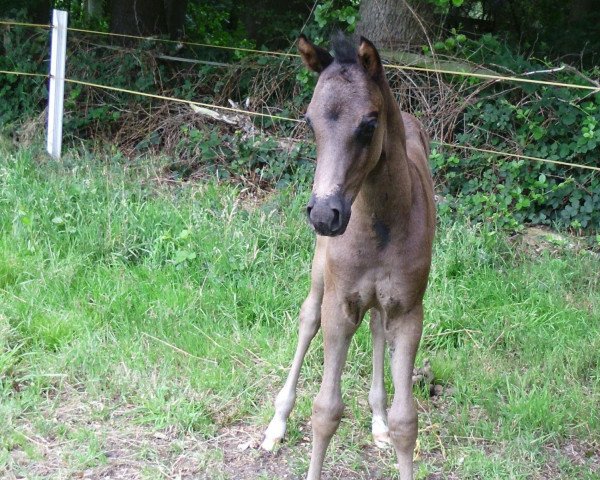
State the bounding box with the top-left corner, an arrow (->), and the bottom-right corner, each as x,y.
331,32 -> 357,64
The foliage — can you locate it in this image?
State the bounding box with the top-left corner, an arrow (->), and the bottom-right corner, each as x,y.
0,1 -> 51,23
313,0 -> 360,35
292,0 -> 361,47
2,4 -> 599,236
437,0 -> 600,67
185,1 -> 256,49
429,36 -> 600,234
0,25 -> 48,128
426,0 -> 464,9
171,125 -> 316,188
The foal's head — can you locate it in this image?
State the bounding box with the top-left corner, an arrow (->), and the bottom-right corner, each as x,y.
298,34 -> 387,237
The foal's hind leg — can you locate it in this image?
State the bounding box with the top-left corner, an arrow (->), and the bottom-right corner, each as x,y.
261,248 -> 325,451
386,305 -> 424,480
369,309 -> 391,448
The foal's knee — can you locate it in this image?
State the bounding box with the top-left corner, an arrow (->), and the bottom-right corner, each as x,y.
312,394 -> 344,438
299,297 -> 321,338
388,406 -> 417,451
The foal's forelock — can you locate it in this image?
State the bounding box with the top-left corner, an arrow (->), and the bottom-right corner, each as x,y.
330,32 -> 359,64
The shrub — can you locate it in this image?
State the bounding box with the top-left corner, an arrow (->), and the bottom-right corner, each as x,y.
0,24 -> 48,128
430,36 -> 600,234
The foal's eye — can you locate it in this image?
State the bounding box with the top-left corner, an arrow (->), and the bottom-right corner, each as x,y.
356,117 -> 378,145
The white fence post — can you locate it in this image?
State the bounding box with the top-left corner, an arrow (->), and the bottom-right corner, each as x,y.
47,9 -> 68,159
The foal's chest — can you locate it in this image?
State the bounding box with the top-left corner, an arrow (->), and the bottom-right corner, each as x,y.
325,237 -> 426,318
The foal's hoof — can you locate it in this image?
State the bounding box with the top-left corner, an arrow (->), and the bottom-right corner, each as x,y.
260,435 -> 282,452
261,417 -> 287,452
372,416 -> 392,449
373,431 -> 393,449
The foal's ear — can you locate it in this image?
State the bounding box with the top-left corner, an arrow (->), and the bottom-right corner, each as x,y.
358,36 -> 384,80
298,34 -> 333,73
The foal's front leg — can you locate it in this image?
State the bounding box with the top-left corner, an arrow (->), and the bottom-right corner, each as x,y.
261,248 -> 325,451
386,305 -> 424,480
307,292 -> 361,480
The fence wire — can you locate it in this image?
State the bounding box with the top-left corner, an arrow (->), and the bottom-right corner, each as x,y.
64,77 -> 303,122
2,19 -> 599,92
0,20 -> 50,28
67,27 -> 300,58
0,69 -> 47,78
1,47 -> 599,173
66,25 -> 600,92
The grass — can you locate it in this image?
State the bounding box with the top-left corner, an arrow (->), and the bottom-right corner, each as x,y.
0,141 -> 598,479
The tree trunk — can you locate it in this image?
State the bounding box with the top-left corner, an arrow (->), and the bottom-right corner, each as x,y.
109,0 -> 187,39
28,0 -> 51,24
164,0 -> 187,40
355,0 -> 435,49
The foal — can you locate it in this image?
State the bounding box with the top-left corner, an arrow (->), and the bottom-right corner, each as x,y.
262,34 -> 435,480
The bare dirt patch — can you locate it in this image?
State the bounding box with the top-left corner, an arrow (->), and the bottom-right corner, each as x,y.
541,439 -> 600,479
3,387 -> 445,479
4,386 -> 598,479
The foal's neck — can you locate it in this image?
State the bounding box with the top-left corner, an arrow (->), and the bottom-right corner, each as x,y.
354,84 -> 412,227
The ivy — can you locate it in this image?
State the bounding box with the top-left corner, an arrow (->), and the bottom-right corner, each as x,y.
433,80 -> 599,234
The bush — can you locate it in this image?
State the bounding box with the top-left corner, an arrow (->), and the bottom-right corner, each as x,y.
430,35 -> 600,235
0,24 -> 48,128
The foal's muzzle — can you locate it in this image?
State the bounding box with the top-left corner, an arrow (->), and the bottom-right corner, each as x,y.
306,194 -> 351,237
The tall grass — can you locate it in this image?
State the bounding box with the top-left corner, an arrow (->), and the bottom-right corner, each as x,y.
1,143 -> 598,478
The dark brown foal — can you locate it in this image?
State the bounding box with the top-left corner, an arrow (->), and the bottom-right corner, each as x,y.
262,34 -> 435,480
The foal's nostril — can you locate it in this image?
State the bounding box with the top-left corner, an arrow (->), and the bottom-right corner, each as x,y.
306,195 -> 348,236
331,208 -> 341,230
306,205 -> 313,219
306,195 -> 316,221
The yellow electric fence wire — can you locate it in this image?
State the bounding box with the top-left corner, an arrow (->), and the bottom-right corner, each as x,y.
1,19 -> 598,92
0,20 -> 50,29
66,26 -> 600,91
66,27 -> 300,57
0,70 -> 47,78
386,64 -> 600,92
435,142 -> 600,172
64,78 -> 303,122
1,69 -> 598,172
68,76 -> 600,172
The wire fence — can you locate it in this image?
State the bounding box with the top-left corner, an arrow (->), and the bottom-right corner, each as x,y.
65,25 -> 600,92
1,19 -> 599,173
3,19 -> 599,92
0,69 -> 47,78
64,77 -> 304,123
67,27 -> 301,58
0,20 -> 50,28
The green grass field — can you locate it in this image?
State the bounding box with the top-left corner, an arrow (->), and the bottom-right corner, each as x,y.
1,142 -> 599,479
